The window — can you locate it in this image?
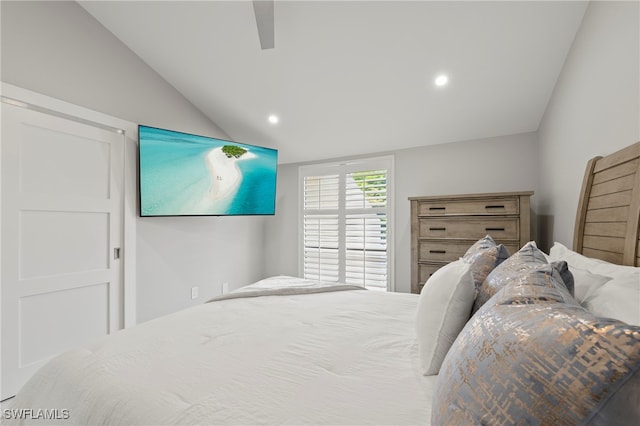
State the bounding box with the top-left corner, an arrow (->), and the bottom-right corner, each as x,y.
299,157 -> 393,291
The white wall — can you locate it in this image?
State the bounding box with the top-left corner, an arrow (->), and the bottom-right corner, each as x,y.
537,1 -> 640,251
264,132 -> 539,293
1,0 -> 266,322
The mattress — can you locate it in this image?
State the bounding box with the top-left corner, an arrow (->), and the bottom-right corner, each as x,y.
5,277 -> 436,425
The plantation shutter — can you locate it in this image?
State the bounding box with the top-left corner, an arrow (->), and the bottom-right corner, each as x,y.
302,173 -> 340,282
345,169 -> 388,289
300,157 -> 393,291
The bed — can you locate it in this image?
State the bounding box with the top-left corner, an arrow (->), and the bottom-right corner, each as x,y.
4,142 -> 640,425
4,278 -> 437,425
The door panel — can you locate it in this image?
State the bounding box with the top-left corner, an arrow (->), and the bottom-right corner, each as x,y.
19,210 -> 110,278
18,123 -> 111,198
19,282 -> 109,366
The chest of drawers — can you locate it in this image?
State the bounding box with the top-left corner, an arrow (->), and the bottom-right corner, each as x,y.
409,191 -> 533,293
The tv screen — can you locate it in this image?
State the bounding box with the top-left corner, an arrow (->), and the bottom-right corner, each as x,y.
138,125 -> 278,217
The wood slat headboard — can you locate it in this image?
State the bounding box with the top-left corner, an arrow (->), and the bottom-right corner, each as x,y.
574,141 -> 640,266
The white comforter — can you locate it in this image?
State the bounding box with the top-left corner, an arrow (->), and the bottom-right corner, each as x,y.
6,277 -> 436,425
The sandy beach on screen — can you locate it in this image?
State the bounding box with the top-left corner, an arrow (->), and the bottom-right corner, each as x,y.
205,147 -> 256,201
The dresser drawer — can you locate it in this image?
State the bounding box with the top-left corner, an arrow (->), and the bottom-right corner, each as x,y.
418,241 -> 520,290
418,263 -> 444,289
418,198 -> 519,217
419,241 -> 470,262
419,217 -> 519,240
419,240 -> 521,263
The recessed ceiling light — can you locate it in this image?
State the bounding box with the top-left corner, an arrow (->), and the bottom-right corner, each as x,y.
268,114 -> 279,124
434,74 -> 449,87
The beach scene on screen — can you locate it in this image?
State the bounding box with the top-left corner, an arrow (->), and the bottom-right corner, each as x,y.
139,126 -> 278,216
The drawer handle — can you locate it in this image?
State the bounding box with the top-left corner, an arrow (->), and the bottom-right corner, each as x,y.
429,207 -> 446,211
429,250 -> 446,254
485,205 -> 505,209
485,227 -> 506,231
429,227 -> 446,231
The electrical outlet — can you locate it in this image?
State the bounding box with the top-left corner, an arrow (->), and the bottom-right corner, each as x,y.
191,286 -> 199,300
222,282 -> 229,294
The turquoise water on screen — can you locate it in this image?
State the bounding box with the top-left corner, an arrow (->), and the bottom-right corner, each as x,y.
139,126 -> 277,216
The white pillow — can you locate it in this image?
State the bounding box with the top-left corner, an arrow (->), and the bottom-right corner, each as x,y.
549,242 -> 639,279
416,259 -> 475,375
570,267 -> 612,304
583,273 -> 640,326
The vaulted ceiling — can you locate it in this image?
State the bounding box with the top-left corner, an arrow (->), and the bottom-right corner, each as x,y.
79,1 -> 588,164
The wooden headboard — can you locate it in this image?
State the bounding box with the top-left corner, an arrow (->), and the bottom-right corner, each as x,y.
574,141 -> 640,266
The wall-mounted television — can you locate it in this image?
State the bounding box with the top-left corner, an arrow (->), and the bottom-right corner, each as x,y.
138,125 -> 278,217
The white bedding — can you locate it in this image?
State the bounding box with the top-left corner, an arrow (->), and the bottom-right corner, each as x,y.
6,277 -> 436,425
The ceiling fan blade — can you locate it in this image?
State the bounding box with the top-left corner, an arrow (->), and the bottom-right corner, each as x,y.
252,0 -> 274,50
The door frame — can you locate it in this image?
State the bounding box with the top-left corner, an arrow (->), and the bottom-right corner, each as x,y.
0,82 -> 137,328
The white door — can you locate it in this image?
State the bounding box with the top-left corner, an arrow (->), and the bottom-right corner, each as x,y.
1,101 -> 124,400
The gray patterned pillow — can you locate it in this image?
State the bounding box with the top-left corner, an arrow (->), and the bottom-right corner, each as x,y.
491,265 -> 577,307
432,264 -> 640,426
461,235 -> 510,291
472,242 -> 573,313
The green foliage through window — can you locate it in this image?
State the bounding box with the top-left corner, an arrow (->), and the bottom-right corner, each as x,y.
350,170 -> 387,206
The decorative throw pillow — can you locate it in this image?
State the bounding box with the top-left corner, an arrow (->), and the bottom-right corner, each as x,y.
432,265 -> 640,426
461,235 -> 510,291
472,242 -> 573,313
472,242 -> 545,312
415,259 -> 475,375
489,264 -> 577,308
